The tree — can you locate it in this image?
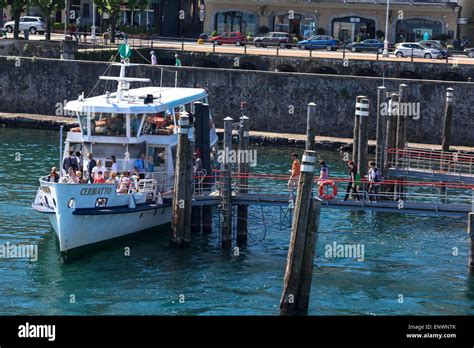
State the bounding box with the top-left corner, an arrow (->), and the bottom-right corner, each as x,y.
32,0 -> 64,40
5,0 -> 30,39
96,0 -> 121,43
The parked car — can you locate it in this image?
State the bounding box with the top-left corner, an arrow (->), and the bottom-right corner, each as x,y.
418,40 -> 451,58
297,35 -> 339,51
394,42 -> 443,59
253,32 -> 292,49
3,16 -> 46,34
345,39 -> 386,53
464,47 -> 474,58
210,31 -> 246,46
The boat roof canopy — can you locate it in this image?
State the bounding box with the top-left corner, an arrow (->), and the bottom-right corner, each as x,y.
64,87 -> 207,114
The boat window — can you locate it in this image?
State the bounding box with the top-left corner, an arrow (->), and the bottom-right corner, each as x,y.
91,113 -> 126,136
78,113 -> 89,134
95,198 -> 108,207
142,111 -> 174,136
130,114 -> 143,137
147,146 -> 166,171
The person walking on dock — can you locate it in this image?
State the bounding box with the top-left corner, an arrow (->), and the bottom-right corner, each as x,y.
175,54 -> 182,67
288,152 -> 301,199
150,51 -> 157,65
368,161 -> 382,202
344,160 -> 360,201
317,160 -> 329,185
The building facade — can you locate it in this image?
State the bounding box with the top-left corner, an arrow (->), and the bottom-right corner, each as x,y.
202,0 -> 463,43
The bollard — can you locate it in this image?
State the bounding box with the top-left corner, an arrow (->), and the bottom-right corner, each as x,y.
171,113 -> 192,247
376,86 -> 387,171
352,96 -> 366,165
221,117 -> 233,248
237,115 -> 250,244
357,98 -> 370,180
280,150 -> 320,314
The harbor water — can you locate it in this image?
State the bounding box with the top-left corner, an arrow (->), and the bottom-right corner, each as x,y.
0,127 -> 473,315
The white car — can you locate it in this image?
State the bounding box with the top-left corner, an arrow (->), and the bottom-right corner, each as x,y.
3,16 -> 46,34
394,42 -> 442,59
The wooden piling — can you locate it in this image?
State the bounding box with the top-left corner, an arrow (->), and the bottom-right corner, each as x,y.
171,113 -> 191,247
191,206 -> 202,233
306,102 -> 317,151
357,98 -> 370,179
396,84 -> 408,166
469,213 -> 474,270
385,93 -> 398,175
237,115 -> 250,244
221,116 -> 233,248
183,139 -> 195,245
200,103 -> 213,235
442,87 -> 454,152
352,96 -> 366,164
280,150 -> 320,313
376,86 -> 387,171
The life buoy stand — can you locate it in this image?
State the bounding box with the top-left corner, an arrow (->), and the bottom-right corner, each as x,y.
319,180 -> 338,200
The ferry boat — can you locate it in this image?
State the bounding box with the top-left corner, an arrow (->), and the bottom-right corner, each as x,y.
32,58 -> 218,261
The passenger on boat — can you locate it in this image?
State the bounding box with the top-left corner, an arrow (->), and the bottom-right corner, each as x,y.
62,151 -> 80,174
105,172 -> 120,185
60,168 -> 80,184
93,171 -> 106,184
86,154 -> 97,183
118,172 -> 132,193
110,155 -> 118,173
76,151 -> 84,173
92,160 -> 108,181
134,153 -> 149,179
47,167 -> 60,183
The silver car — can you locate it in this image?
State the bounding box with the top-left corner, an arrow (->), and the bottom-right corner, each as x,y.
3,16 -> 46,34
394,42 -> 442,59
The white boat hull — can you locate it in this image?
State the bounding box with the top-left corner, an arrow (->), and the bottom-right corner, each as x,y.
33,180 -> 172,258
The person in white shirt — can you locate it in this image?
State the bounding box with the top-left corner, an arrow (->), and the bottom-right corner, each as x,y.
92,159 -> 107,180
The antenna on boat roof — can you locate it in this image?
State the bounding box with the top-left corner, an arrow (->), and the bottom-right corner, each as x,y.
159,67 -> 164,100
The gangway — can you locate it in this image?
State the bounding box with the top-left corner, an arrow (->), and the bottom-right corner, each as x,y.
187,172 -> 474,218
387,148 -> 474,183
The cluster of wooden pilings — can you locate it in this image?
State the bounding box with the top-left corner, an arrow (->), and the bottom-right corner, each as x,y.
170,101 -> 213,247
354,85 -> 474,271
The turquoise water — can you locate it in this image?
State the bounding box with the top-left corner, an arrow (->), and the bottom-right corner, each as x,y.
0,127 -> 473,315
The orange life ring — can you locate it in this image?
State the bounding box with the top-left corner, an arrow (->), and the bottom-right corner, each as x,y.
319,180 -> 338,200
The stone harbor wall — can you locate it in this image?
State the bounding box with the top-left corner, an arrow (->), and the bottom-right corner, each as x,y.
0,56 -> 473,145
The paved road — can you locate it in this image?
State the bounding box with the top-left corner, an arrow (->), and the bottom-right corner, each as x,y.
18,32 -> 474,65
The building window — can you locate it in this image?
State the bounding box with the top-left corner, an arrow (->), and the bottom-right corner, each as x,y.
396,19 -> 443,42
273,14 -> 316,38
215,11 -> 257,35
332,17 -> 376,44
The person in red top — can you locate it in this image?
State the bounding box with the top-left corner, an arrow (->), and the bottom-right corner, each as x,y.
93,171 -> 106,184
288,152 -> 301,199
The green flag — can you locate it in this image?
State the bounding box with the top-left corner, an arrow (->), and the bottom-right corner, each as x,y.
119,44 -> 131,59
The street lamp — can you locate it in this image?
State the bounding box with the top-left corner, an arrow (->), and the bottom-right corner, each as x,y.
91,0 -> 96,40
383,0 -> 390,57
